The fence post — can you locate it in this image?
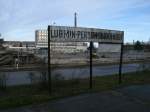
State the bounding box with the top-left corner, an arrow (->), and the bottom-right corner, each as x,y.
119,42 -> 124,84
90,41 -> 93,89
48,26 -> 52,94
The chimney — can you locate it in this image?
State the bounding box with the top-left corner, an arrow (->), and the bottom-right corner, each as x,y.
74,12 -> 77,27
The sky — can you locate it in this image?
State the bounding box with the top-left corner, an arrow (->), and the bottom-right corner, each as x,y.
0,0 -> 150,42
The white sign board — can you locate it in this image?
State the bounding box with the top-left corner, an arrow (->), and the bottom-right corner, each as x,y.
48,26 -> 124,43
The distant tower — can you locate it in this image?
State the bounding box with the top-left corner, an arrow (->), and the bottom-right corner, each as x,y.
74,12 -> 77,27
133,40 -> 135,45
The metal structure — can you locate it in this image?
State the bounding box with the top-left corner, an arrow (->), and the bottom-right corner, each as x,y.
119,42 -> 124,84
89,41 -> 93,89
74,12 -> 77,27
48,26 -> 52,94
48,25 -> 124,94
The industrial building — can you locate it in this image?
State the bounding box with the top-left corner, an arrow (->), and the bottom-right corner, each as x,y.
35,29 -> 88,55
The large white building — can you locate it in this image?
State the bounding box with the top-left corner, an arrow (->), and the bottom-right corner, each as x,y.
35,29 -> 88,53
35,30 -> 48,48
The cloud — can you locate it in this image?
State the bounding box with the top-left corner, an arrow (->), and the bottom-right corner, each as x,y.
0,0 -> 150,42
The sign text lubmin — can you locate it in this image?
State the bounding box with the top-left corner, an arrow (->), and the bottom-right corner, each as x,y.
48,26 -> 124,43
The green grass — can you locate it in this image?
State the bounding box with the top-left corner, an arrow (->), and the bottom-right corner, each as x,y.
0,95 -> 52,109
0,70 -> 150,109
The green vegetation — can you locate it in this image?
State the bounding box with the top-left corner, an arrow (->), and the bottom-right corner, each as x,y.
0,70 -> 150,109
134,40 -> 144,51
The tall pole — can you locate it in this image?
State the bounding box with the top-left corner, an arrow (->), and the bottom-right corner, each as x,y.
90,41 -> 93,89
119,34 -> 124,84
74,12 -> 77,27
48,26 -> 52,94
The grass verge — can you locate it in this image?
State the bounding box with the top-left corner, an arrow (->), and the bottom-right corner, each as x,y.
0,70 -> 150,109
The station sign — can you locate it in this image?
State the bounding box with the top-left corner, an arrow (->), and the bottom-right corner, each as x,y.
48,25 -> 124,43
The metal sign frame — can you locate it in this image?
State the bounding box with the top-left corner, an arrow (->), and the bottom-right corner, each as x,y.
48,25 -> 124,93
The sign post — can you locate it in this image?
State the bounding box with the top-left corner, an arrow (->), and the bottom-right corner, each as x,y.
48,26 -> 52,94
47,25 -> 124,92
90,41 -> 93,89
119,42 -> 124,84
